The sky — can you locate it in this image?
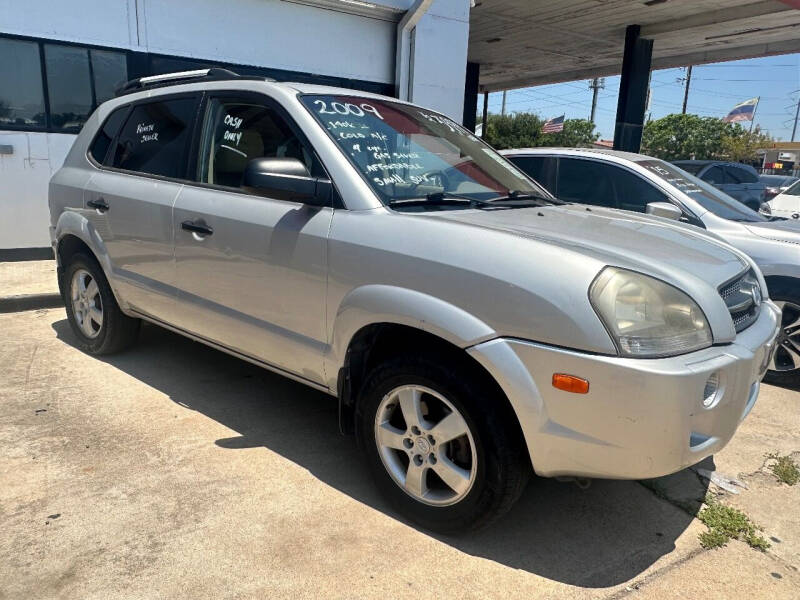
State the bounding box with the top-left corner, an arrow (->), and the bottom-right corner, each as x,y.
484,53 -> 800,141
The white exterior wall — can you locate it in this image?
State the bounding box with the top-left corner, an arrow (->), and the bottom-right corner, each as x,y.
0,0 -> 470,249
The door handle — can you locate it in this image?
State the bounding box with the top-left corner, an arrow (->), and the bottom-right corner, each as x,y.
86,198 -> 109,212
181,220 -> 213,236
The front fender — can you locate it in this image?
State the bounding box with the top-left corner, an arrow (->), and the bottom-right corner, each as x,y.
324,284 -> 497,390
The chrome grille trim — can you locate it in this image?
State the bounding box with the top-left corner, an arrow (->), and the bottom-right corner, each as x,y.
718,269 -> 761,333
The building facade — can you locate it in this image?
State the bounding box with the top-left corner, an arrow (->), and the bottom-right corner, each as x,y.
0,0 -> 470,251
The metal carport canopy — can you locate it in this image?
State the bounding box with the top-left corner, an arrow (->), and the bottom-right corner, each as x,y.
470,0 -> 800,92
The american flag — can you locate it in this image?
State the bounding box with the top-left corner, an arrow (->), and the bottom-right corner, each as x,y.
541,115 -> 565,134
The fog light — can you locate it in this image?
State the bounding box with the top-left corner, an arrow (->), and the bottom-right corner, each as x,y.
703,372 -> 720,408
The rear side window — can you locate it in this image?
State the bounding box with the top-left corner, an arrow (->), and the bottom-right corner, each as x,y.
507,156 -> 557,194
702,165 -> 724,185
110,97 -> 198,178
725,166 -> 758,184
88,107 -> 128,165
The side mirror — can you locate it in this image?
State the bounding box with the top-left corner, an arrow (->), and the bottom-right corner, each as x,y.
646,201 -> 682,221
242,157 -> 331,206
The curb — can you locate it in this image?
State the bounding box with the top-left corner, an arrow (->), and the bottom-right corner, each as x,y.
0,293 -> 63,313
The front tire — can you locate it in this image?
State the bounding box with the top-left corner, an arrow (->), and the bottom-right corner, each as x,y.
764,281 -> 800,387
63,253 -> 140,355
356,354 -> 530,532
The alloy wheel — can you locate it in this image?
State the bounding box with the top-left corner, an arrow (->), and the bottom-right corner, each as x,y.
374,385 -> 477,506
70,268 -> 103,339
770,300 -> 800,373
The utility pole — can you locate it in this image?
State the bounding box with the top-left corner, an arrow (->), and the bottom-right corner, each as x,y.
792,91 -> 800,142
501,90 -> 507,116
681,65 -> 692,114
588,77 -> 605,124
481,92 -> 489,139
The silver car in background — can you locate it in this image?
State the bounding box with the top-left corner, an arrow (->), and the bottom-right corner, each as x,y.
503,148 -> 800,385
49,71 -> 780,531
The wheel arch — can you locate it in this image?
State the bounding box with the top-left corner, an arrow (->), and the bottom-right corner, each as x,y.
54,212 -> 124,308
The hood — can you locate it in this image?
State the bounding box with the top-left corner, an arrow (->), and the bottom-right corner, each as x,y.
435,204 -> 749,289
744,219 -> 800,245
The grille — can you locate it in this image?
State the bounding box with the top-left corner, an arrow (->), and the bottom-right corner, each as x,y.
718,269 -> 761,333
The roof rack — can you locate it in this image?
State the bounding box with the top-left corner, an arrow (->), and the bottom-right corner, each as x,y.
114,68 -> 275,97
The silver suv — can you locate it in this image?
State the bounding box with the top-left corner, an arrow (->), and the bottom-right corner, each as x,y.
49,70 -> 780,531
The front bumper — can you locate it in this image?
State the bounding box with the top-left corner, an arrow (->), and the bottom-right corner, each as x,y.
468,301 -> 780,479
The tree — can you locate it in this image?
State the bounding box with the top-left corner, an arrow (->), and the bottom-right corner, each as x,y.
641,114 -> 773,162
721,127 -> 773,163
480,112 -> 599,149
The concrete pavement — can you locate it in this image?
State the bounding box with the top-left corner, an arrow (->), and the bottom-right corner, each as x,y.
0,260 -> 61,313
1,308 -> 798,599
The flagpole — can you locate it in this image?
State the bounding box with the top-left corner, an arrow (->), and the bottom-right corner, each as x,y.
750,97 -> 760,133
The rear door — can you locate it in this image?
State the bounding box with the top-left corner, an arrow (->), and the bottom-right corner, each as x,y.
170,92 -> 333,384
724,164 -> 765,207
84,94 -> 200,322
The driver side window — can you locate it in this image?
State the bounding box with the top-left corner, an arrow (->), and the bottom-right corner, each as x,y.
197,97 -> 319,188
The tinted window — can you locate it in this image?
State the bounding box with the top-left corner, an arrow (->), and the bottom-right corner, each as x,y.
557,158 -> 616,207
89,107 -> 128,165
197,98 -> 319,187
91,50 -> 128,105
507,156 -> 557,194
0,38 -> 46,128
45,44 -> 93,131
702,165 -> 724,184
725,166 -> 758,184
612,167 -> 667,212
673,162 -> 704,175
785,180 -> 800,197
111,98 -> 198,178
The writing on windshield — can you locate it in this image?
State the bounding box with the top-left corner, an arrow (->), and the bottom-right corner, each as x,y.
301,95 -> 538,205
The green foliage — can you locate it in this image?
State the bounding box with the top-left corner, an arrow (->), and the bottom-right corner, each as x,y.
767,453 -> 800,486
698,497 -> 770,552
480,112 -> 599,150
699,529 -> 729,549
641,113 -> 774,162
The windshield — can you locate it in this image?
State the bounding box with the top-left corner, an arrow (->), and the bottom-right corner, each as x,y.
761,175 -> 795,187
300,94 -> 547,207
783,179 -> 800,196
637,160 -> 767,222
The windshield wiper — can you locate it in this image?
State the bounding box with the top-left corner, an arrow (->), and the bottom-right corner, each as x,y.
388,191 -> 493,210
388,191 -> 554,211
490,190 -> 564,205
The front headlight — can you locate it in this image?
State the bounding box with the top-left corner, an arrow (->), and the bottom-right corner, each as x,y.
590,267 -> 712,357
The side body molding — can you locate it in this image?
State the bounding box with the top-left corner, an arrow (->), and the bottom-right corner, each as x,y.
324,284 -> 497,390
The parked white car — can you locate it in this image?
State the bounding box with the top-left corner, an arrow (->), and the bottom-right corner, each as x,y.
766,178 -> 800,220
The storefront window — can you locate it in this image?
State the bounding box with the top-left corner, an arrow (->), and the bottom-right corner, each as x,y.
0,38 -> 46,128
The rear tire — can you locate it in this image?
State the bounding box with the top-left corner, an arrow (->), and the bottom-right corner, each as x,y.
62,253 -> 140,355
356,354 -> 530,532
764,280 -> 800,387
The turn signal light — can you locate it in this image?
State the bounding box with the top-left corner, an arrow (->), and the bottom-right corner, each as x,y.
552,373 -> 590,394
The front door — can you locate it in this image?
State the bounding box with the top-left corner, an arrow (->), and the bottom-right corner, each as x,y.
84,95 -> 200,322
171,93 -> 332,384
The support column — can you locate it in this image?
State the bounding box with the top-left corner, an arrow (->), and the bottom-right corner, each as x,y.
462,62 -> 479,130
613,25 -> 653,152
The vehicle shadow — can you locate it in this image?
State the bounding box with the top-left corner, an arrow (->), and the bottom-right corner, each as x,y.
52,319 -> 709,588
